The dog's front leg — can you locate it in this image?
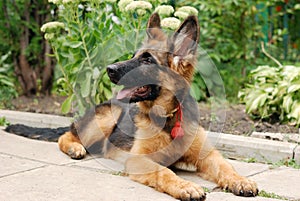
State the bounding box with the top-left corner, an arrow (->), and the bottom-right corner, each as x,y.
126,156 -> 206,201
197,148 -> 258,197
58,103 -> 122,159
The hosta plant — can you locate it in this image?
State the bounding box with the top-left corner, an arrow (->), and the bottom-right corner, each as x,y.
239,65 -> 300,126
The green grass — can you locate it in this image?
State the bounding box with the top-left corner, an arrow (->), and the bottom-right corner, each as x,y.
273,158 -> 300,169
0,117 -> 10,126
202,187 -> 211,193
242,157 -> 300,169
243,157 -> 258,163
258,190 -> 288,200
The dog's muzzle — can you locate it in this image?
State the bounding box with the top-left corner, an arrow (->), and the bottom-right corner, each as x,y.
106,64 -> 120,84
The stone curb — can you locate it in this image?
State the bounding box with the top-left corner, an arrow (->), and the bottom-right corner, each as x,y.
0,109 -> 71,128
1,109 -> 299,164
208,132 -> 298,163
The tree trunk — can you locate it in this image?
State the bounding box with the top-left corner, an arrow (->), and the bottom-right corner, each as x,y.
13,0 -> 55,96
16,2 -> 37,96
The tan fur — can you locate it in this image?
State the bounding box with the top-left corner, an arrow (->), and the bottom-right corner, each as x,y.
58,13 -> 258,200
58,104 -> 122,159
58,131 -> 86,159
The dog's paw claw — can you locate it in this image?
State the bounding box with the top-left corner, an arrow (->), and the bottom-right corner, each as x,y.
67,143 -> 86,159
230,177 -> 258,197
175,180 -> 206,201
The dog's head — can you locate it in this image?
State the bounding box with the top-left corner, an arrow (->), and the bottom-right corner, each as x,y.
107,13 -> 199,104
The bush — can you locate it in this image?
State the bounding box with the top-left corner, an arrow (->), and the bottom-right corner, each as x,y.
179,0 -> 300,102
0,52 -> 18,108
238,65 -> 300,126
42,0 -> 206,115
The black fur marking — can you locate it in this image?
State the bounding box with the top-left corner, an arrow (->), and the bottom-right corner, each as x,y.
5,124 -> 69,142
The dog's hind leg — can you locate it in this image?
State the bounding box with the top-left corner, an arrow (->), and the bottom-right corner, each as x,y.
58,103 -> 123,159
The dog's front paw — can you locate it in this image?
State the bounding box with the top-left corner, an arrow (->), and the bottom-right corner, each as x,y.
225,177 -> 258,197
170,179 -> 206,201
67,142 -> 86,159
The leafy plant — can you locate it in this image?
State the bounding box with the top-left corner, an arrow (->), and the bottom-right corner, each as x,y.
0,117 -> 10,126
239,64 -> 300,126
43,1 -> 148,115
273,158 -> 300,169
0,52 -> 18,108
0,0 -> 55,96
178,0 -> 300,102
42,0 -> 201,115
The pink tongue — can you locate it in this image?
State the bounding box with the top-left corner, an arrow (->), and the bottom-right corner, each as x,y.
116,87 -> 137,100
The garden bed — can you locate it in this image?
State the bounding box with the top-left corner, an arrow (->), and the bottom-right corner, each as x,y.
7,95 -> 299,136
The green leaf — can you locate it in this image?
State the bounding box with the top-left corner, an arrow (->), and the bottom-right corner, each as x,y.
68,41 -> 83,48
282,95 -> 293,113
80,72 -> 92,98
61,94 -> 74,114
103,86 -> 112,99
289,102 -> 300,120
125,39 -> 134,51
287,83 -> 300,93
246,92 -> 268,113
190,82 -> 202,101
93,67 -> 100,79
0,78 -> 14,87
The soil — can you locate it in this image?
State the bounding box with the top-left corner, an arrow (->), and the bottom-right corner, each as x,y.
6,95 -> 299,135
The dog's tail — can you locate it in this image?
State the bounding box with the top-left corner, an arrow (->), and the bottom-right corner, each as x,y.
4,124 -> 69,142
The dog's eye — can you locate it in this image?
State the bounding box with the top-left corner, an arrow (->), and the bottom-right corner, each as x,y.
140,52 -> 155,64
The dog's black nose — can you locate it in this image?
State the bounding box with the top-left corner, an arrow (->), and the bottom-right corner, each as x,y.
107,64 -> 119,84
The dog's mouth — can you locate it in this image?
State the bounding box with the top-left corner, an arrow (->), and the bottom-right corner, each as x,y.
116,85 -> 155,101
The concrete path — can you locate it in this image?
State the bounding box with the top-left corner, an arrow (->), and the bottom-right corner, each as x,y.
1,128 -> 300,201
1,109 -> 300,201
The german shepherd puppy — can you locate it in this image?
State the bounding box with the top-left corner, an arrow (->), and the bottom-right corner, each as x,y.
49,13 -> 258,200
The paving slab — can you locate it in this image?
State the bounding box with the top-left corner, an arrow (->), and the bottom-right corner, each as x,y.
0,153 -> 46,178
70,157 -> 125,173
294,145 -> 300,163
1,113 -> 300,201
251,166 -> 300,200
2,109 -> 298,164
228,159 -> 270,177
0,165 -> 176,201
206,192 -> 285,201
0,130 -> 75,165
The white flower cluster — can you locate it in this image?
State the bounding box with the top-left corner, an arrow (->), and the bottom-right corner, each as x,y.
174,11 -> 189,19
154,5 -> 174,16
118,0 -> 134,12
177,6 -> 198,16
41,21 -> 65,32
161,17 -> 181,30
124,1 -> 152,16
44,33 -> 55,40
145,0 -> 167,3
48,0 -> 82,5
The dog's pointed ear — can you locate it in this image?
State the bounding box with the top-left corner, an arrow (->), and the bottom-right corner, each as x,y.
172,16 -> 199,56
147,13 -> 162,39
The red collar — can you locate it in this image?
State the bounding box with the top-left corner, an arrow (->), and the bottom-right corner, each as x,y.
171,104 -> 184,139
